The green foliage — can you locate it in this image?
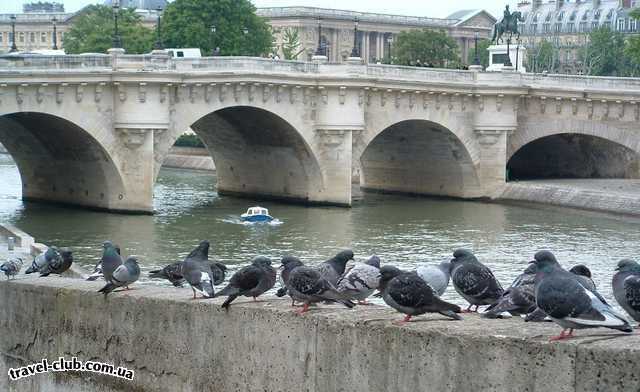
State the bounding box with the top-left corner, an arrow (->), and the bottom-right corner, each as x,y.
161,0 -> 273,56
467,38 -> 490,68
281,28 -> 305,60
527,40 -> 560,73
63,5 -> 154,54
174,134 -> 205,148
579,27 -> 626,76
391,29 -> 459,68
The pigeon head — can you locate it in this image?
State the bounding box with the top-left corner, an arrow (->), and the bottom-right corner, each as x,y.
569,264 -> 592,278
125,256 -> 139,265
60,248 -> 73,259
615,259 -> 640,272
530,250 -> 560,272
252,256 -> 272,269
187,240 -> 210,260
365,255 -> 381,269
379,265 -> 402,284
335,250 -> 355,263
450,249 -> 477,266
280,256 -> 303,272
102,241 -> 114,249
103,245 -> 119,258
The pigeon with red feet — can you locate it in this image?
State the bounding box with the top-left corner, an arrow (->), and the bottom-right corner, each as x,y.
612,259 -> 640,324
483,263 -> 537,319
316,250 -> 354,286
180,240 -> 215,299
287,265 -> 354,314
337,255 -> 381,305
215,256 -> 276,309
450,249 -> 504,312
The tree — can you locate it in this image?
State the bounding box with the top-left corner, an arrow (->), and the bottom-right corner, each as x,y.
161,0 -> 273,56
624,9 -> 640,74
391,29 -> 459,68
467,38 -> 491,68
527,40 -> 560,73
280,28 -> 305,60
63,5 -> 154,54
578,27 -> 626,76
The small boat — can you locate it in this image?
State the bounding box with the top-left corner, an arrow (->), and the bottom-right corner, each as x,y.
240,206 -> 274,223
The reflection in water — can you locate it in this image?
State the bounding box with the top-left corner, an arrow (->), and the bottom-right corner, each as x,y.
1,153 -> 639,308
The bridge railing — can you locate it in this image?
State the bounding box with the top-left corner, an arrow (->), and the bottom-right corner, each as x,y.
172,56 -> 318,73
0,54 -> 112,70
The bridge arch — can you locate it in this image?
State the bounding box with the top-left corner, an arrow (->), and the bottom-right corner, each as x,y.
0,112 -> 127,210
358,119 -> 482,198
165,105 -> 325,203
509,119 -> 640,180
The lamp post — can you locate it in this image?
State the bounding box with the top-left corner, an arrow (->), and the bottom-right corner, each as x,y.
9,15 -> 18,53
154,6 -> 163,50
387,35 -> 394,63
350,17 -> 359,58
315,18 -> 324,56
473,31 -> 480,66
515,37 -> 521,71
112,3 -> 122,48
210,25 -> 217,56
504,34 -> 513,67
52,17 -> 58,50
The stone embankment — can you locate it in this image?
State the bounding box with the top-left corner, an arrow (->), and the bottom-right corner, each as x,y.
0,142 -> 7,154
161,146 -> 215,172
1,275 -> 638,392
498,179 -> 640,217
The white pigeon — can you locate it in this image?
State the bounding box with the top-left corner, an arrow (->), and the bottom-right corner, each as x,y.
337,255 -> 381,305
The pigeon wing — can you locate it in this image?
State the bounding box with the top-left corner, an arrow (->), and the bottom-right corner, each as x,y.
229,265 -> 262,292
453,263 -> 503,298
389,274 -> 433,308
537,277 -> 602,321
624,275 -> 640,313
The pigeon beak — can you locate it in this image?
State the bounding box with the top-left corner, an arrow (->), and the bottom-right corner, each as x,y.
614,266 -> 620,271
528,260 -> 536,264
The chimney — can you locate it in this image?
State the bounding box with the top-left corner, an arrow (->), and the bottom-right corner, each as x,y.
532,0 -> 543,10
556,0 -> 564,10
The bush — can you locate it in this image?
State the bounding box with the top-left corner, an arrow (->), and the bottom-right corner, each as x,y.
174,134 -> 205,148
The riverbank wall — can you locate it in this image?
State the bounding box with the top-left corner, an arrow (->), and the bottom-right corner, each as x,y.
161,146 -> 215,172
1,277 -> 638,392
497,180 -> 640,217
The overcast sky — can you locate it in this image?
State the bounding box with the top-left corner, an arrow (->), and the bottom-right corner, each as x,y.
0,0 -> 517,19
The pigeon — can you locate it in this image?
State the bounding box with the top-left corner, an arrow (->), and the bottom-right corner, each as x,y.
149,260 -> 227,287
1,257 -> 23,280
100,241 -> 124,285
287,265 -> 355,314
87,242 -> 121,281
532,250 -> 632,341
336,255 -> 381,305
149,261 -> 184,287
379,266 -> 462,324
316,250 -> 354,286
180,240 -> 215,299
483,264 -> 537,319
416,261 -> 451,296
276,256 -> 304,304
25,247 -> 61,275
450,249 -> 504,312
39,248 -> 73,277
98,257 -> 141,296
569,264 -> 596,291
215,256 -> 277,309
612,259 -> 640,324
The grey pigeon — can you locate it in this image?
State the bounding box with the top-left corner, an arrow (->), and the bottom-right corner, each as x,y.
532,250 -> 632,341
149,260 -> 227,287
40,248 -> 73,277
100,241 -> 124,285
612,259 -> 640,323
215,256 -> 276,309
98,257 -> 141,296
287,265 -> 355,314
379,266 -> 462,324
276,256 -> 304,304
483,264 -> 537,319
180,240 -> 215,299
416,261 -> 451,297
316,250 -> 354,286
1,258 -> 23,280
87,242 -> 120,281
337,255 -> 381,304
450,249 -> 504,312
149,261 -> 184,287
25,247 -> 61,275
525,264 -> 596,322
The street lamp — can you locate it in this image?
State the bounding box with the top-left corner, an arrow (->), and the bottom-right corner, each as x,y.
243,27 -> 249,35
154,6 -> 163,50
52,17 -> 58,50
473,31 -> 480,66
350,17 -> 359,58
210,25 -> 217,56
387,35 -> 394,63
9,15 -> 18,53
112,3 -> 122,48
315,17 -> 324,56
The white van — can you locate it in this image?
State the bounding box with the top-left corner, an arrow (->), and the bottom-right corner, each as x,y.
166,48 -> 202,58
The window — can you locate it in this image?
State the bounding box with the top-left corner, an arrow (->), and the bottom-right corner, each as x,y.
582,11 -> 590,21
619,19 -> 626,31
557,11 -> 565,21
579,21 -> 587,32
41,32 -> 46,43
555,23 -> 562,33
30,32 -> 35,43
631,19 -> 637,31
602,21 -> 611,29
543,23 -> 551,32
594,9 -> 601,20
606,10 -> 614,20
592,21 -> 599,30
569,11 -> 577,21
0,33 -> 3,43
567,23 -> 575,33
545,13 -> 552,22
531,23 -> 537,33
533,13 -> 540,22
19,32 -> 24,43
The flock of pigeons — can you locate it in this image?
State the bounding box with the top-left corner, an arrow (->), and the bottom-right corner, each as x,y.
2,239 -> 640,341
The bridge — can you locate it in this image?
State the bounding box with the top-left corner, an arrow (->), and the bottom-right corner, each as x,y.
0,52 -> 638,213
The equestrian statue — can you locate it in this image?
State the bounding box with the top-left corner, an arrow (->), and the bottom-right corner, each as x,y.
492,5 -> 525,44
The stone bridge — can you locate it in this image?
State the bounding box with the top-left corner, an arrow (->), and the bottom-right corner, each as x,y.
0,53 -> 639,213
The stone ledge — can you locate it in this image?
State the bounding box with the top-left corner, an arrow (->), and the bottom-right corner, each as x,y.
1,277 -> 639,392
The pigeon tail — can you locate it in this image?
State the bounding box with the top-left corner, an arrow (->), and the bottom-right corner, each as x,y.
98,282 -> 118,296
336,299 -> 356,308
192,283 -> 215,298
433,297 -> 461,314
215,285 -> 241,298
148,269 -> 168,279
221,295 -> 239,309
439,310 -> 463,320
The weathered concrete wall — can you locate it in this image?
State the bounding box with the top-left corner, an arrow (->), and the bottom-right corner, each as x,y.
2,277 -> 639,392
162,147 -> 215,172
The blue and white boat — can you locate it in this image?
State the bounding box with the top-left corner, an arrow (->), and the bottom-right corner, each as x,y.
240,206 -> 274,223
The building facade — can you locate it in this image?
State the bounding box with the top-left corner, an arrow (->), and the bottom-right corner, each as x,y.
259,7 -> 496,64
516,0 -> 640,73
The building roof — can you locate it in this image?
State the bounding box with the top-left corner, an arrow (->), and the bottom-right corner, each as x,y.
517,0 -> 627,34
257,6 -> 495,28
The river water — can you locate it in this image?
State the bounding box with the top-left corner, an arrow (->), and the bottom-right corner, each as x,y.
1,153 -> 639,308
